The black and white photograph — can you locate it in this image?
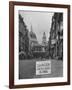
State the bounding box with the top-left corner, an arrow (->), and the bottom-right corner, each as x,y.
9,2 -> 70,88
19,11 -> 63,79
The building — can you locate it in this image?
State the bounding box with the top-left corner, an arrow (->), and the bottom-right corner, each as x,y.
28,25 -> 38,51
32,44 -> 47,58
48,13 -> 63,60
42,32 -> 47,45
19,14 -> 29,59
31,31 -> 48,58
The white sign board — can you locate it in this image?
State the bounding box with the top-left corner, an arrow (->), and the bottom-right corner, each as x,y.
36,61 -> 51,75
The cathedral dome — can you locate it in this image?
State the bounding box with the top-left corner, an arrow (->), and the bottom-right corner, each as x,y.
30,30 -> 37,39
29,25 -> 37,40
29,25 -> 38,47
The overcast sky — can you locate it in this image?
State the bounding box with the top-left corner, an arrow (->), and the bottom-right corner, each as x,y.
19,10 -> 54,43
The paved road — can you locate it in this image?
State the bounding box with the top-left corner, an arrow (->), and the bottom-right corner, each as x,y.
19,59 -> 63,79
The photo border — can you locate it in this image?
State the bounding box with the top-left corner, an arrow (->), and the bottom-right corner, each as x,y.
9,1 -> 70,89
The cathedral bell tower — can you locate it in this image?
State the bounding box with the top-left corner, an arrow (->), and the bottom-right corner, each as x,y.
42,32 -> 46,45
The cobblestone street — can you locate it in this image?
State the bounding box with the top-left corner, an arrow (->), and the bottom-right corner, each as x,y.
19,59 -> 63,79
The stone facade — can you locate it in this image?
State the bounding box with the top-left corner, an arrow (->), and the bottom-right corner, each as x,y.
19,14 -> 29,59
48,13 -> 63,60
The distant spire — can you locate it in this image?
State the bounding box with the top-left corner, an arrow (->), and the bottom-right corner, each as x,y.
31,25 -> 33,32
42,32 -> 46,45
43,32 -> 46,39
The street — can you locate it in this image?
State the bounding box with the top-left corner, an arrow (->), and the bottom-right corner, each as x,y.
19,59 -> 63,79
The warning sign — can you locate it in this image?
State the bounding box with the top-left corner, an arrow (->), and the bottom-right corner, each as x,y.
36,60 -> 51,75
